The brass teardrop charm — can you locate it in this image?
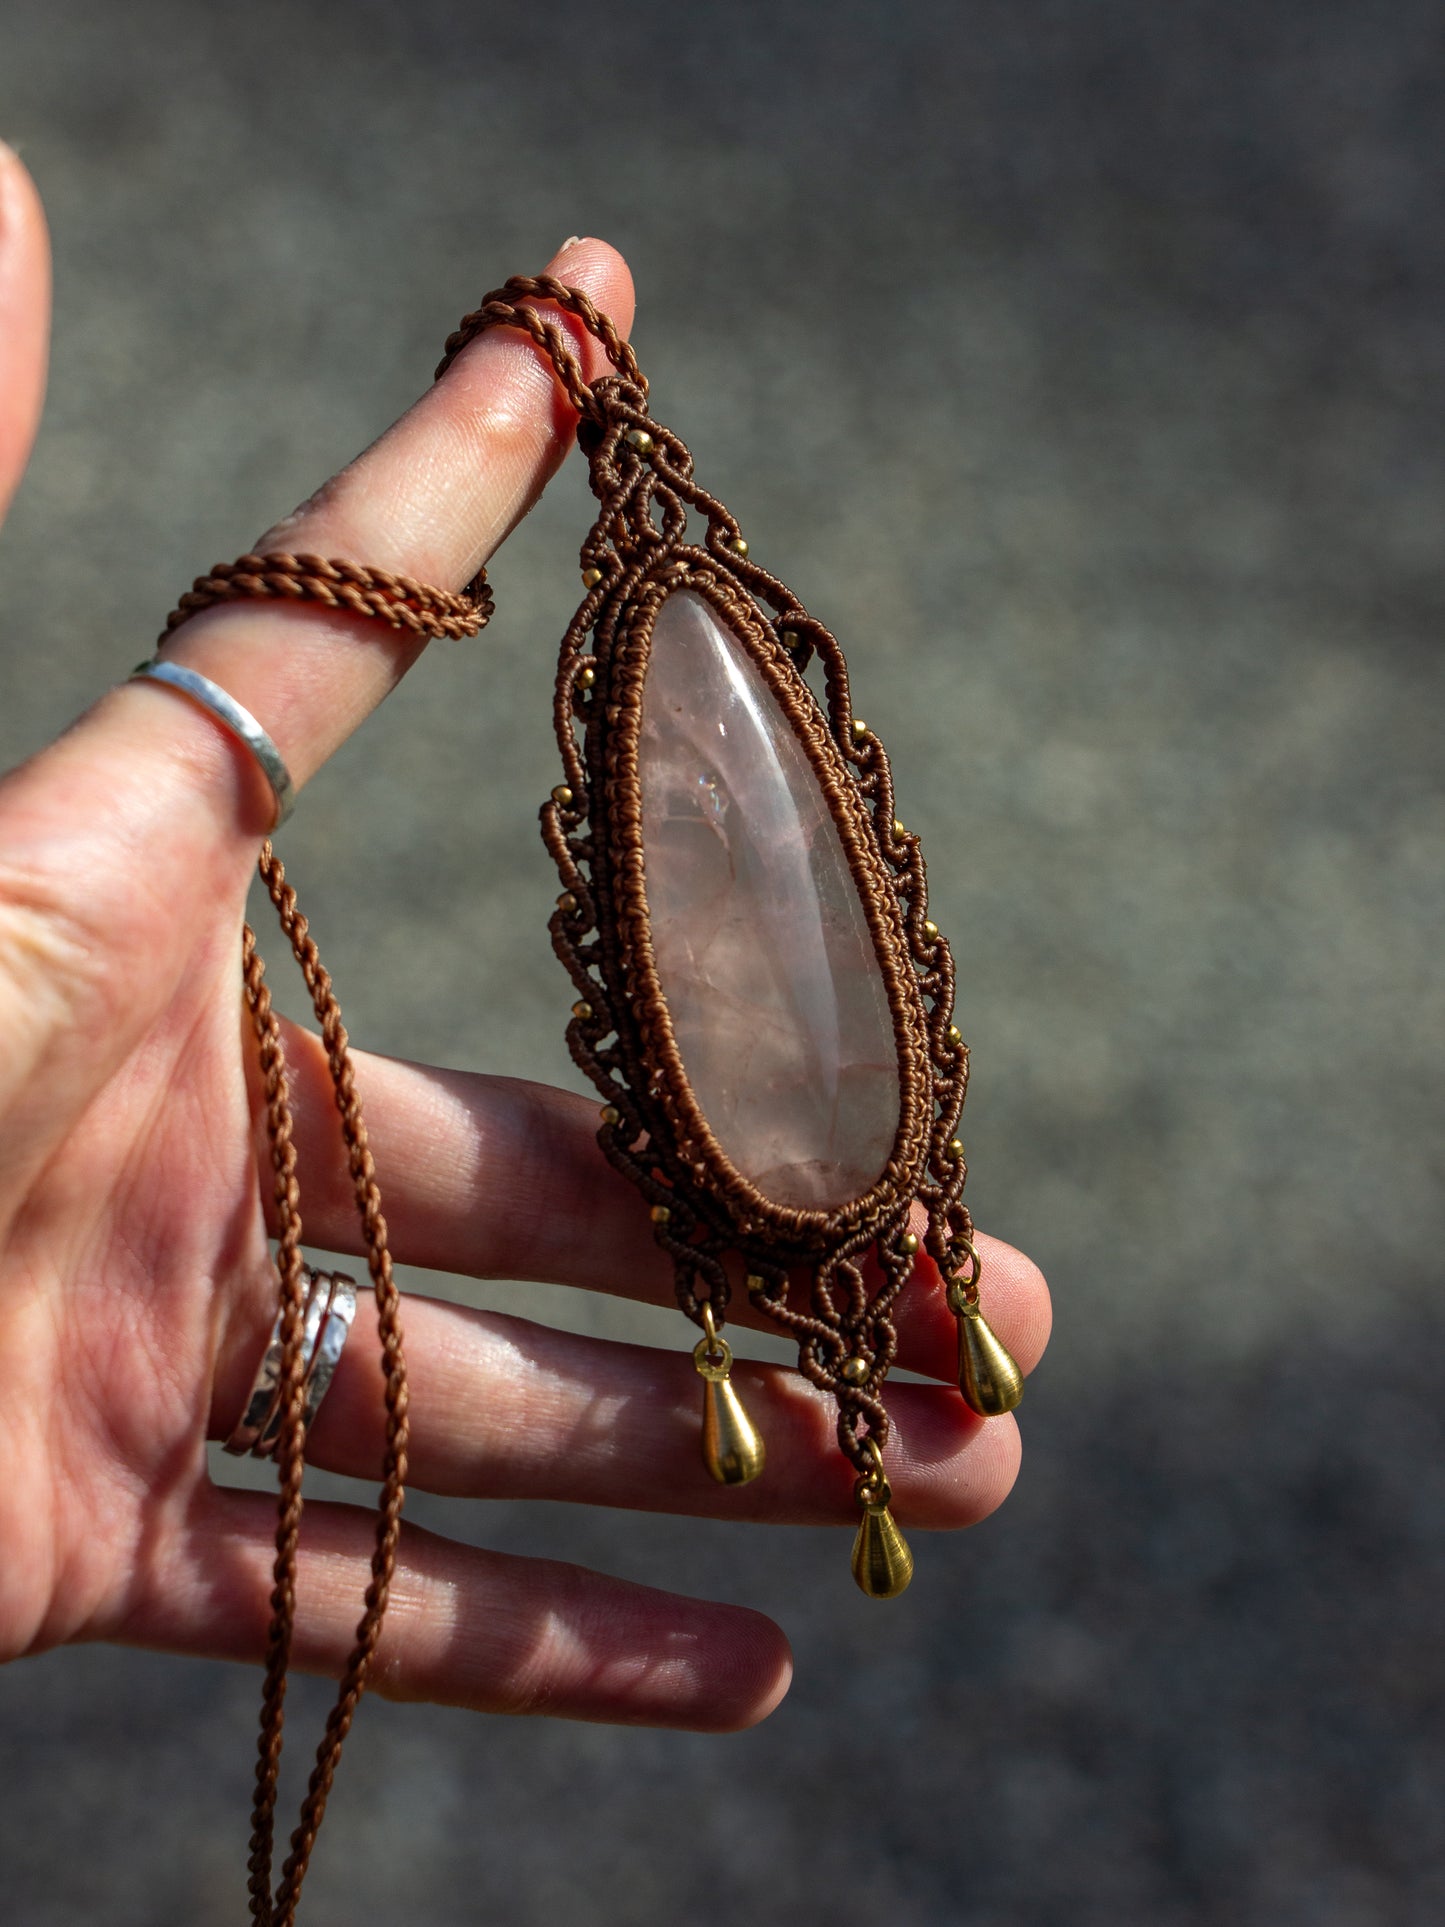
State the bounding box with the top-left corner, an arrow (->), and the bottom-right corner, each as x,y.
850,1442 -> 914,1599
954,1298 -> 1024,1417
852,1502 -> 915,1599
693,1305 -> 766,1486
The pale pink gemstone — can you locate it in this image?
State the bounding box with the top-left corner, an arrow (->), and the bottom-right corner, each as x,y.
638,590 -> 901,1210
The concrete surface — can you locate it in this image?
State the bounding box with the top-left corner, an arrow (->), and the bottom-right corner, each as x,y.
0,2 -> 1441,1921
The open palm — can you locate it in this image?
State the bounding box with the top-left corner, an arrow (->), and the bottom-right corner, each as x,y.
0,149 -> 1051,1731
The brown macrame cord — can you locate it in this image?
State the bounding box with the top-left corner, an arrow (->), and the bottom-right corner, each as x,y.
238,850 -> 416,1927
161,274 -> 977,1921
160,500 -> 492,1921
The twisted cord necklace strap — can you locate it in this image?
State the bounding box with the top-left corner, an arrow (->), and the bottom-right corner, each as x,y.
434,274 -> 648,414
241,844 -> 410,1927
159,550 -> 492,651
163,276 -> 632,658
158,278 -> 632,1923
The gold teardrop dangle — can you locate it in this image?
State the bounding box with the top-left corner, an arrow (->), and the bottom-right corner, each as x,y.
946,1243 -> 1024,1417
850,1441 -> 914,1599
693,1303 -> 766,1486
956,1300 -> 1024,1416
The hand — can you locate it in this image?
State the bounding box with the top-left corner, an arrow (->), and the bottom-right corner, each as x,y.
0,146 -> 1051,1733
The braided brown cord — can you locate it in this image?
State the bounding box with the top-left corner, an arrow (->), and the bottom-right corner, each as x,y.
256,845 -> 411,1927
240,926 -> 309,1920
434,274 -> 646,410
162,276 -> 608,1922
236,846 -> 412,1927
160,551 -> 492,648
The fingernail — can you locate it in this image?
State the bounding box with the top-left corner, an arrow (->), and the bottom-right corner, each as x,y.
555,235 -> 588,258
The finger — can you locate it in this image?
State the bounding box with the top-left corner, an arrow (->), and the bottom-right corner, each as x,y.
0,238 -> 632,1124
0,140 -> 50,525
212,1295 -> 1021,1529
114,1485 -> 792,1731
261,1023 -> 1052,1386
108,234 -> 635,829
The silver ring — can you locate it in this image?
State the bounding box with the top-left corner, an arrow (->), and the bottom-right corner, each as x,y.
129,658 -> 296,829
224,1265 -> 358,1460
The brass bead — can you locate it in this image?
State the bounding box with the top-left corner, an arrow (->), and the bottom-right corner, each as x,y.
850,719 -> 868,742
947,1024 -> 963,1046
948,1137 -> 965,1160
893,818 -> 906,838
551,784 -> 574,807
599,1104 -> 620,1125
625,428 -> 655,453
900,1231 -> 919,1256
650,1204 -> 671,1225
744,1273 -> 768,1294
577,664 -> 596,689
581,566 -> 603,588
727,535 -> 749,558
556,891 -> 577,913
842,1356 -> 870,1384
922,919 -> 939,941
780,629 -> 799,649
571,999 -> 593,1020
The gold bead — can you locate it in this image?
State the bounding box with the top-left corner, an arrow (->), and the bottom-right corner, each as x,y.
556,891 -> 577,913
947,1024 -> 963,1046
948,1137 -> 965,1160
577,665 -> 596,689
842,1356 -> 870,1384
744,1273 -> 768,1294
581,566 -> 603,588
571,1000 -> 593,1020
727,535 -> 749,558
893,818 -> 906,838
599,1104 -> 620,1125
900,1231 -> 919,1256
551,784 -> 574,807
922,920 -> 939,941
625,428 -> 654,453
850,719 -> 868,742
650,1204 -> 671,1225
780,629 -> 798,649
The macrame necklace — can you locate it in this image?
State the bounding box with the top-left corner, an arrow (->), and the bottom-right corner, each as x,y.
164,278 -> 1021,1924
456,282 -> 1023,1588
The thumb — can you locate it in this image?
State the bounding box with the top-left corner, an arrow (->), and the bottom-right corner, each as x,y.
0,140 -> 51,527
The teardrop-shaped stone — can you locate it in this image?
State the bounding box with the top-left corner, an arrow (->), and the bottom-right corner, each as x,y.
639,590 -> 900,1210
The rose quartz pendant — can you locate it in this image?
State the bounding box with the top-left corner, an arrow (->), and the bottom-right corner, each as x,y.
638,591 -> 901,1211
529,311 -> 982,1596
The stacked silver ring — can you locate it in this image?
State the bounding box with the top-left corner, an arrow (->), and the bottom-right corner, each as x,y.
224,1264 -> 358,1459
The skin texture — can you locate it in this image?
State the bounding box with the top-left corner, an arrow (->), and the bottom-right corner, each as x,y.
0,144 -> 1051,1732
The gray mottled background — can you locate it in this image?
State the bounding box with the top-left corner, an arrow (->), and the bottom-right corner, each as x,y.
2,1 -> 1443,1922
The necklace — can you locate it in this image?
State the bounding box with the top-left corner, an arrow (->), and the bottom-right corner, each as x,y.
447,279 -> 1023,1597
